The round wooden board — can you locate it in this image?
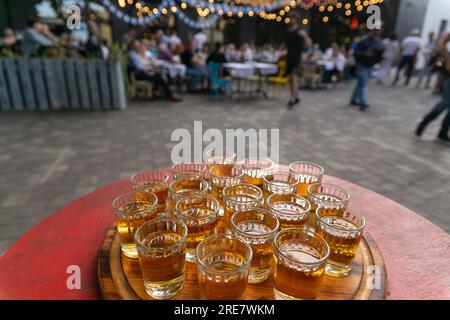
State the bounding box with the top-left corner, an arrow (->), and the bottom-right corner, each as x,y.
98,227 -> 388,300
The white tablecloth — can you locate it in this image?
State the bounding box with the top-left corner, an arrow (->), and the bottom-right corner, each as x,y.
155,60 -> 187,78
223,62 -> 278,78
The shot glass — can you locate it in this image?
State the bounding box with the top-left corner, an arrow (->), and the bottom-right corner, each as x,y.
267,193 -> 311,230
289,162 -> 324,197
196,233 -> 253,300
231,209 -> 279,284
172,163 -> 207,180
307,183 -> 351,230
131,170 -> 170,215
262,170 -> 299,205
210,165 -> 244,214
204,149 -> 236,179
167,178 -> 210,213
273,229 -> 330,300
175,195 -> 220,262
135,217 -> 187,299
222,183 -> 263,231
241,158 -> 275,188
112,192 -> 158,258
316,206 -> 366,277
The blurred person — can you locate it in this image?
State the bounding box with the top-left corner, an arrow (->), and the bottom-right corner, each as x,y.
415,33 -> 450,143
225,43 -> 238,62
193,43 -> 210,77
155,29 -> 170,47
21,18 -> 55,56
128,40 -> 182,102
0,28 -> 17,51
350,28 -> 384,111
122,29 -> 136,50
306,43 -> 323,63
207,42 -> 228,64
284,13 -> 312,108
261,44 -> 276,63
323,42 -> 347,83
100,39 -> 110,60
169,30 -> 182,50
239,43 -> 254,62
194,29 -> 208,51
377,33 -> 399,84
416,32 -> 437,89
393,29 -> 422,86
181,42 -> 204,93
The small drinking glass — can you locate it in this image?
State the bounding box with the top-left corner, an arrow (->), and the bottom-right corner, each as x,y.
307,183 -> 351,230
262,170 -> 299,205
210,165 -> 244,214
267,193 -> 311,230
273,229 -> 330,300
289,162 -> 324,197
316,206 -> 365,277
112,192 -> 158,258
222,183 -> 263,231
131,170 -> 170,214
241,158 -> 275,188
135,217 -> 187,299
172,163 -> 207,180
175,195 -> 220,262
231,209 -> 279,284
196,233 -> 253,300
167,178 -> 210,212
204,149 -> 236,179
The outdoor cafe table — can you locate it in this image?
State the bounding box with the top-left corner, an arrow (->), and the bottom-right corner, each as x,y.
0,166 -> 449,300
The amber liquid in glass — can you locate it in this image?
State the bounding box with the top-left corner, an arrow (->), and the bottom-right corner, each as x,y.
243,175 -> 264,188
183,208 -> 218,259
138,231 -> 186,288
135,183 -> 169,214
168,180 -> 204,210
309,195 -> 345,229
270,201 -> 309,229
198,251 -> 248,299
274,240 -> 325,300
316,217 -> 361,266
223,194 -> 259,230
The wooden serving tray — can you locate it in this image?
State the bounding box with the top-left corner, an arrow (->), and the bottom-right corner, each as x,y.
98,227 -> 388,300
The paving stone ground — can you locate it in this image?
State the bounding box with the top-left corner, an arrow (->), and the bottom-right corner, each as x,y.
1,78 -> 449,254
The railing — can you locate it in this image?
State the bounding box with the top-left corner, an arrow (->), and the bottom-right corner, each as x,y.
0,58 -> 127,111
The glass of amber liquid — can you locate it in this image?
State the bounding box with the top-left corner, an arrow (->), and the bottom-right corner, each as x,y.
134,217 -> 187,299
167,178 -> 210,213
231,209 -> 279,284
289,162 -> 324,197
267,193 -> 311,230
262,170 -> 299,206
316,206 -> 365,277
222,183 -> 263,231
196,233 -> 253,300
273,229 -> 330,300
204,149 -> 236,180
172,163 -> 207,180
131,170 -> 170,215
210,165 -> 243,215
112,192 -> 158,258
175,195 -> 220,262
241,158 -> 274,188
307,183 -> 350,230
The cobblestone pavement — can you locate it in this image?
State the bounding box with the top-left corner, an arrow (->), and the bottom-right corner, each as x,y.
1,79 -> 449,253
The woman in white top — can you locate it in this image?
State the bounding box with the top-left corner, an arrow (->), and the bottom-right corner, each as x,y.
377,33 -> 399,83
323,42 -> 347,83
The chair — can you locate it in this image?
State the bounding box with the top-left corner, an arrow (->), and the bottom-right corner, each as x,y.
267,60 -> 289,98
302,63 -> 322,89
208,62 -> 232,101
127,66 -> 153,99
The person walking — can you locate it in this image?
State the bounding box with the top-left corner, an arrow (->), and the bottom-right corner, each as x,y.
415,33 -> 450,143
350,29 -> 384,111
377,33 -> 399,84
416,32 -> 437,89
284,13 -> 312,109
393,29 -> 422,86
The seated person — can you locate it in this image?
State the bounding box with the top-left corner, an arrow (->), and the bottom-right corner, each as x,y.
180,42 -> 205,93
128,40 -> 181,102
207,42 -> 228,64
306,43 -> 323,63
323,42 -> 347,83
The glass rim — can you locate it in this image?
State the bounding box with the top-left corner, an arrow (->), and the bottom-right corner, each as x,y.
204,149 -> 237,163
172,162 -> 207,173
112,192 -> 158,213
267,193 -> 311,216
130,170 -> 170,186
222,183 -> 263,203
274,228 -> 330,266
288,161 -> 325,176
134,216 -> 188,252
210,165 -> 244,179
262,170 -> 299,186
169,178 -> 210,196
230,208 -> 280,239
241,157 -> 275,169
315,205 -> 366,232
307,183 -> 351,202
175,194 -> 220,219
195,233 -> 253,275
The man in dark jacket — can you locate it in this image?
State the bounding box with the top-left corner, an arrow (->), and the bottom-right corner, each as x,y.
350,29 -> 384,111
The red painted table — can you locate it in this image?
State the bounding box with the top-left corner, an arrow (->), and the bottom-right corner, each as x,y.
1,168 -> 449,300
